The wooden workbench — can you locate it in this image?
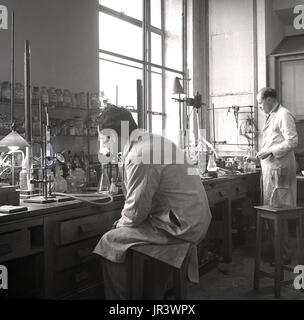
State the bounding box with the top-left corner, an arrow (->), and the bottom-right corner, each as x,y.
0,172 -> 260,299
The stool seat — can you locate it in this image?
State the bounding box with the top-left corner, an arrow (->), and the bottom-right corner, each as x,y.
254,206 -> 304,299
130,242 -> 193,300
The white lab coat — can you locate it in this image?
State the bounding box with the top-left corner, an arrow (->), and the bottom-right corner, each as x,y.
260,105 -> 298,206
94,133 -> 212,283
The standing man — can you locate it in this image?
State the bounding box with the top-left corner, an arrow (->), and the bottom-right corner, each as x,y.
255,87 -> 298,263
256,87 -> 298,207
93,105 -> 212,299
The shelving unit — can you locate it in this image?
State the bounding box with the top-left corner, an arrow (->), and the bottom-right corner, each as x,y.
0,95 -> 103,186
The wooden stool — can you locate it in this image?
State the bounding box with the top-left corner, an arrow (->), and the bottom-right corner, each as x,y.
130,242 -> 193,300
253,206 -> 304,299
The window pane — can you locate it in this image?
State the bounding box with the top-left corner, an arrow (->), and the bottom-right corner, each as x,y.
99,58 -> 142,108
152,115 -> 163,135
99,12 -> 142,60
151,33 -> 162,65
164,0 -> 183,71
164,71 -> 183,144
99,0 -> 143,20
151,70 -> 162,113
151,0 -> 162,28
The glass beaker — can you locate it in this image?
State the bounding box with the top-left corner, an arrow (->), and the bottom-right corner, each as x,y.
269,168 -> 289,208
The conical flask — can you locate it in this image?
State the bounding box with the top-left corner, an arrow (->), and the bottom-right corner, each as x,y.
207,152 -> 217,172
98,164 -> 110,194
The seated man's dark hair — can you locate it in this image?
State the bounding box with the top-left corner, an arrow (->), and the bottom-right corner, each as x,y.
97,105 -> 138,136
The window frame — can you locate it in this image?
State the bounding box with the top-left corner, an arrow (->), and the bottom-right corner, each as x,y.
98,0 -> 187,134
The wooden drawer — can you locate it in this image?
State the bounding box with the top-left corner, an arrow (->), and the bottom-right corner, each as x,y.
207,187 -> 229,205
230,180 -> 248,198
55,209 -> 121,246
54,261 -> 101,298
55,238 -> 100,272
0,229 -> 30,263
246,174 -> 260,192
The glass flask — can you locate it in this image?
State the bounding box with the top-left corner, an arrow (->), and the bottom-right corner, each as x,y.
98,164 -> 110,194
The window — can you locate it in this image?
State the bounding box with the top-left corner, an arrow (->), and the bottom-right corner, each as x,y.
99,0 -> 186,142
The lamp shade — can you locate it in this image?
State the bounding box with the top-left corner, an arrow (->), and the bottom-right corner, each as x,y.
0,131 -> 30,149
172,77 -> 185,95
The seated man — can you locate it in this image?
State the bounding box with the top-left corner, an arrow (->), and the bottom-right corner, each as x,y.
93,105 -> 212,299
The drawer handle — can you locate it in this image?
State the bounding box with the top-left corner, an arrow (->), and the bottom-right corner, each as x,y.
236,187 -> 240,192
79,224 -> 94,234
0,244 -> 12,257
77,248 -> 91,259
74,271 -> 89,283
218,192 -> 223,197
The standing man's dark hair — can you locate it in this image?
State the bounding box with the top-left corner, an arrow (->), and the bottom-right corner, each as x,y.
258,87 -> 277,100
97,105 -> 138,137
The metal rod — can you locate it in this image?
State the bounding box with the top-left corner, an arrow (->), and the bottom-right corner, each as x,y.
212,103 -> 216,148
207,105 -> 257,111
11,153 -> 15,186
147,0 -> 152,132
137,80 -> 144,129
24,40 -> 32,144
10,12 -> 15,128
86,92 -> 91,186
142,0 -> 147,129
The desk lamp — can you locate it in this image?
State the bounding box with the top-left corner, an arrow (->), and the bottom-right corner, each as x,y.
172,77 -> 186,149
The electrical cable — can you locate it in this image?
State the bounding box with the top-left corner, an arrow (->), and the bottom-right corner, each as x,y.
52,192 -> 114,206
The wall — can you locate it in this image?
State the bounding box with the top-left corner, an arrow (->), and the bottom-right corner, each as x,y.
0,0 -> 99,92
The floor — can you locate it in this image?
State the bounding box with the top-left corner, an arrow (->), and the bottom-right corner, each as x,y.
187,237 -> 304,300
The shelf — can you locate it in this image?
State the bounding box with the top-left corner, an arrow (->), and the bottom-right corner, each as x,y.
0,101 -> 102,113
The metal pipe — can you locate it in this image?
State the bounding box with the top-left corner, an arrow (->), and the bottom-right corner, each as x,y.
24,40 -> 32,144
10,12 -> 15,129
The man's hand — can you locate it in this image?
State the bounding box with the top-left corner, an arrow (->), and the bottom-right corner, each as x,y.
257,150 -> 272,160
244,156 -> 258,163
112,220 -> 119,229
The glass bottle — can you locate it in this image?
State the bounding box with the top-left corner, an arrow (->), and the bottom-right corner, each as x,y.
98,164 -> 110,194
48,88 -> 58,106
63,89 -> 72,107
41,87 -> 49,105
56,89 -> 64,107
66,166 -> 77,193
53,165 -> 67,193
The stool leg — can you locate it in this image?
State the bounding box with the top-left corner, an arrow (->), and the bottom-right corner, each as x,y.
254,213 -> 262,291
173,256 -> 189,300
131,252 -> 145,299
222,200 -> 232,263
274,217 -> 282,299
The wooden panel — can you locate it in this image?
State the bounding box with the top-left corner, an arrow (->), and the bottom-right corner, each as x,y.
54,261 -> 101,298
0,229 -> 30,263
54,209 -> 121,246
55,237 -> 100,272
280,58 -> 304,119
63,284 -> 104,300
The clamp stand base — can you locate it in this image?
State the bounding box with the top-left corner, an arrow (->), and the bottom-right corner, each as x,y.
24,195 -> 56,204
